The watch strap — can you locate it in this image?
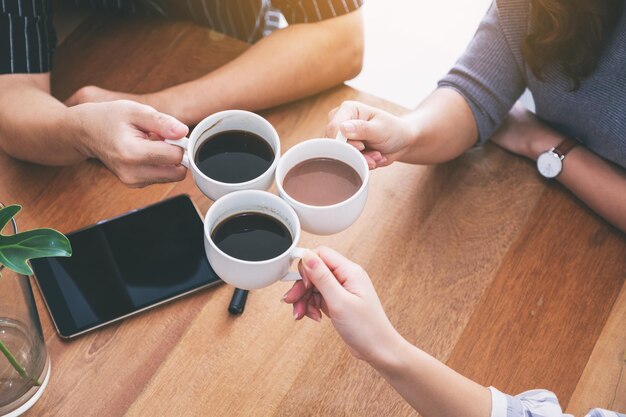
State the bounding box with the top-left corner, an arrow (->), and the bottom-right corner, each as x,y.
553,137 -> 579,159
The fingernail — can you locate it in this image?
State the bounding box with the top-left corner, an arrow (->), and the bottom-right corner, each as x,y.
294,312 -> 299,320
170,122 -> 187,136
303,251 -> 318,270
341,121 -> 356,134
355,142 -> 365,151
313,315 -> 321,323
303,275 -> 310,289
280,294 -> 287,303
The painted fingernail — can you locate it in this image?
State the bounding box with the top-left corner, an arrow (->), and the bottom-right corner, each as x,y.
303,251 -> 318,269
372,153 -> 384,162
341,121 -> 356,134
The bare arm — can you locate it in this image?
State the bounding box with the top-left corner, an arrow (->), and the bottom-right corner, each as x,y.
283,247 -> 493,417
491,105 -> 626,232
327,92 -> 626,232
374,338 -> 492,417
0,74 -> 85,165
0,73 -> 189,187
67,10 -> 364,125
325,88 -> 478,168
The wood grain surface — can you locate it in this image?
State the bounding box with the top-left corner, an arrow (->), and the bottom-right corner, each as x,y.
566,284 -> 626,415
1,15 -> 624,417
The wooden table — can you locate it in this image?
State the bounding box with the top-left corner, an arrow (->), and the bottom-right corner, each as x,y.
2,15 -> 624,417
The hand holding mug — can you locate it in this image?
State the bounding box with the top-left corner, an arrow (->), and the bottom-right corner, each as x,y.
67,100 -> 189,187
282,247 -> 403,364
326,101 -> 418,169
165,110 -> 280,201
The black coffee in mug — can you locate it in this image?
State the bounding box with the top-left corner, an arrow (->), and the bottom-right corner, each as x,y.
211,212 -> 292,262
194,130 -> 274,184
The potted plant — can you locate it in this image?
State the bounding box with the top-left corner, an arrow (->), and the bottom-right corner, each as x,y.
0,204 -> 71,416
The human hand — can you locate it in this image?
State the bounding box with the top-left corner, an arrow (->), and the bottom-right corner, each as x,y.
326,101 -> 418,169
66,85 -> 146,107
67,100 -> 189,187
282,247 -> 402,364
66,86 -> 185,124
490,102 -> 564,160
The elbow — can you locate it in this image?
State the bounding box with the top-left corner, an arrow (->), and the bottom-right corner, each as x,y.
345,33 -> 364,80
333,11 -> 364,81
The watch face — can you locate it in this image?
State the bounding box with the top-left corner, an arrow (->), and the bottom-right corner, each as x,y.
537,151 -> 563,178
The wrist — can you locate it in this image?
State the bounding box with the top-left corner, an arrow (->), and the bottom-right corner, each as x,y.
366,328 -> 414,373
151,82 -> 219,126
141,91 -> 175,116
398,114 -> 421,159
528,128 -> 565,160
64,104 -> 96,159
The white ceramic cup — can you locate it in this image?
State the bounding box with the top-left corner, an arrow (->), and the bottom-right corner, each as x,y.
204,190 -> 306,290
275,134 -> 369,235
166,110 -> 280,201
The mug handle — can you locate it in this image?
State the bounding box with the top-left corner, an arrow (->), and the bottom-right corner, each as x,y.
165,137 -> 191,168
281,247 -> 307,282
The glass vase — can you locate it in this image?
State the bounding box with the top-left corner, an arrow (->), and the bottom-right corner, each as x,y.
0,211 -> 50,417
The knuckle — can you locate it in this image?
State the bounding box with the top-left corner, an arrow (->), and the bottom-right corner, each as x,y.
174,167 -> 187,181
117,172 -> 137,186
355,119 -> 369,134
115,144 -> 142,165
77,85 -> 95,100
120,150 -> 139,164
153,112 -> 172,127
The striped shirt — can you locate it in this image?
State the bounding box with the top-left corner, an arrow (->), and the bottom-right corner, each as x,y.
0,0 -> 363,74
490,387 -> 626,417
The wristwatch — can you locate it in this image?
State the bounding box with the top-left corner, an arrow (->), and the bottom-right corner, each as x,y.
536,137 -> 579,178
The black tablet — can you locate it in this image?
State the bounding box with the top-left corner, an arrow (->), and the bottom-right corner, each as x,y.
31,195 -> 221,339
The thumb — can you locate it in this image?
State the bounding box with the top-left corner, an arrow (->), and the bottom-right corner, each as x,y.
133,109 -> 188,139
340,119 -> 380,143
301,251 -> 346,306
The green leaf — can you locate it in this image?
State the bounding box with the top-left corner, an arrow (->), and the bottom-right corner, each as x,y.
0,228 -> 72,275
0,205 -> 21,233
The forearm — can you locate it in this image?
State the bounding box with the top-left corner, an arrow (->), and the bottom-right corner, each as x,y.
370,335 -> 491,417
0,74 -> 87,165
399,88 -> 479,165
529,135 -> 626,232
152,11 -> 363,125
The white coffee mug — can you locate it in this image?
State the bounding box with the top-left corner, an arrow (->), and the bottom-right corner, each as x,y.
275,134 -> 369,235
204,190 -> 306,290
166,110 -> 280,201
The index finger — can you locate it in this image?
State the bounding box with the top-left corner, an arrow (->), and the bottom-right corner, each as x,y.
129,138 -> 185,165
325,101 -> 376,138
314,246 -> 360,285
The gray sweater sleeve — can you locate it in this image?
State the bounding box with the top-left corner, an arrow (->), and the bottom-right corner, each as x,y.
438,1 -> 527,143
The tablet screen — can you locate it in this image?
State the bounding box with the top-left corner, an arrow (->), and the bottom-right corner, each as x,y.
31,195 -> 221,338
